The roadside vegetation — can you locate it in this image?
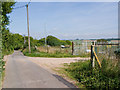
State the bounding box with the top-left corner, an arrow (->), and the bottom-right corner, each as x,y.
1,1 -> 15,84
21,35 -> 90,58
60,59 -> 120,89
23,47 -> 80,58
23,51 -> 79,58
22,35 -> 90,58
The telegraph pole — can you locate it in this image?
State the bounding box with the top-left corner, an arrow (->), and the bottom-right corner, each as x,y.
26,4 -> 31,53
44,23 -> 48,53
72,42 -> 74,55
24,35 -> 26,44
45,23 -> 47,47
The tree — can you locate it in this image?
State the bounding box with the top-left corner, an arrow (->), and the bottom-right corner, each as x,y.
38,35 -> 71,46
97,39 -> 108,44
13,34 -> 24,50
1,2 -> 15,54
65,40 -> 72,45
38,38 -> 45,46
47,35 -> 61,46
2,2 -> 15,27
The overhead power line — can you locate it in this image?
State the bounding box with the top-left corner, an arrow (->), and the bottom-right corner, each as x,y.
13,5 -> 26,9
13,0 -> 31,10
27,0 -> 31,5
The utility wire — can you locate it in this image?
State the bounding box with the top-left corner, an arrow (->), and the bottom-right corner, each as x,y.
13,0 -> 31,10
27,0 -> 31,5
13,5 -> 26,9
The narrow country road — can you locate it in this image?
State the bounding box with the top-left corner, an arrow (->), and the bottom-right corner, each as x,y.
3,51 -> 76,88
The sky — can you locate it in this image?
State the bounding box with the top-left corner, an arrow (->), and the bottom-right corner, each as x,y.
9,2 -> 118,40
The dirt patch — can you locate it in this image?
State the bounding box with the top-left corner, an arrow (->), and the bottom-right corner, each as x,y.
28,57 -> 89,86
28,57 -> 89,73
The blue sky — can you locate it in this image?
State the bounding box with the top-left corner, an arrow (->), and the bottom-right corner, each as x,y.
9,2 -> 118,40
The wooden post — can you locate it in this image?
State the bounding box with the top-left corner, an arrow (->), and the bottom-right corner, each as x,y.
72,42 -> 74,55
26,4 -> 31,53
24,35 -> 25,44
91,41 -> 95,68
92,41 -> 95,68
91,45 -> 93,68
60,46 -> 61,53
44,24 -> 47,53
47,46 -> 49,53
93,55 -> 95,68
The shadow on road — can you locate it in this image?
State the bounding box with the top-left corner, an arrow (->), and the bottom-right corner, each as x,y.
52,74 -> 77,88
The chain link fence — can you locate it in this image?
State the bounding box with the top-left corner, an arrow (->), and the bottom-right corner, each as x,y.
94,44 -> 120,66
72,40 -> 91,57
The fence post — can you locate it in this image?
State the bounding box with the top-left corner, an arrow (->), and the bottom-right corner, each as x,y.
72,42 -> 74,55
91,45 -> 93,68
91,41 -> 96,68
47,46 -> 49,53
60,46 -> 61,53
91,45 -> 95,68
93,54 -> 95,68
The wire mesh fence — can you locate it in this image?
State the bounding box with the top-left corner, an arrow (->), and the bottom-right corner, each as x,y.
37,46 -> 72,54
94,44 -> 120,66
36,40 -> 119,60
72,40 -> 91,57
36,40 -> 92,57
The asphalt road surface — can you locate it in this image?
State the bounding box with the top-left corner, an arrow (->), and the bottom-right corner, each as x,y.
3,51 -> 76,88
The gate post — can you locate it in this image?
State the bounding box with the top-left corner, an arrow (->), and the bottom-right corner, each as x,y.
72,42 -> 74,55
91,41 -> 95,68
91,45 -> 93,68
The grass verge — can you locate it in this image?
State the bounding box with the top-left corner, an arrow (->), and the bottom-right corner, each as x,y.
53,66 -> 86,88
23,51 -> 81,58
57,60 -> 120,89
